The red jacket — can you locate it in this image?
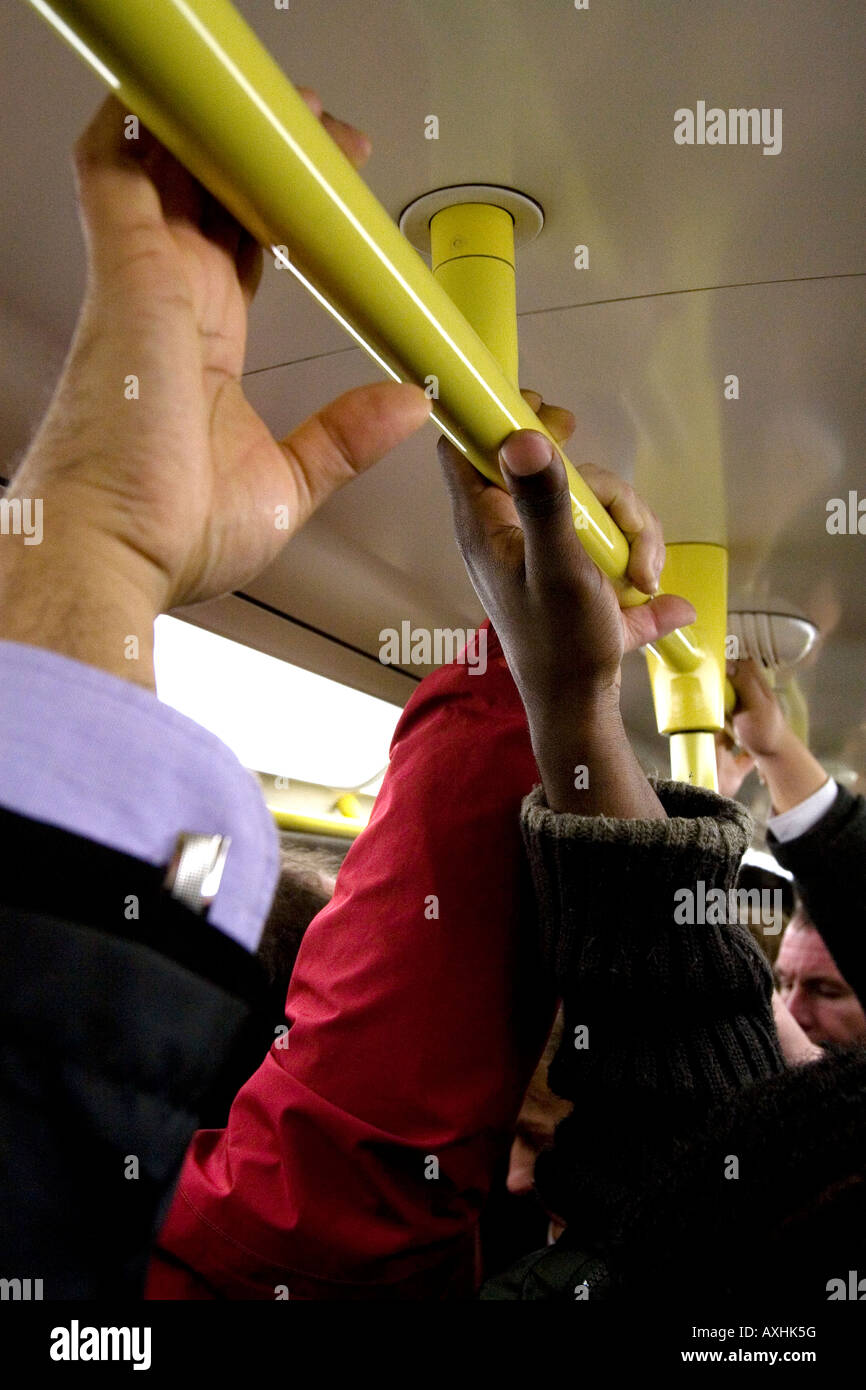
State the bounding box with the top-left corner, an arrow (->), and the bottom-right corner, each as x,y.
148,623 -> 554,1298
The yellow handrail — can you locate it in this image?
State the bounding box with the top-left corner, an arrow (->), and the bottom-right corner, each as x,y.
269,808 -> 365,840
28,0 -> 704,676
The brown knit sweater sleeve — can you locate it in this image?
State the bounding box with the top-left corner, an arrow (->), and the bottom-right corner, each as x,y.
520,778 -> 786,1234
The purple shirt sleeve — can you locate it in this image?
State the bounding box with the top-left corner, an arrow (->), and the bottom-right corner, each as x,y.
0,641 -> 278,952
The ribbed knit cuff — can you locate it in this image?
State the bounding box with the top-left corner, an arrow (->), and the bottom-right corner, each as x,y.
521,779 -> 786,1232
521,777 -> 754,985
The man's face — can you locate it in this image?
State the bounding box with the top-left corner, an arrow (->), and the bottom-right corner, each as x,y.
775,919 -> 866,1047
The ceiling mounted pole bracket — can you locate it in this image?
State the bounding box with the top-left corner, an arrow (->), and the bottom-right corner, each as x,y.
399,185 -> 544,256
400,189 -> 544,381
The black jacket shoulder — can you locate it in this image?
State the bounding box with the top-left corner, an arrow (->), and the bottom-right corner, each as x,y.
0,805 -> 271,1299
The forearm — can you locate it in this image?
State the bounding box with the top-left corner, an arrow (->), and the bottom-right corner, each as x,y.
0,495 -> 161,689
754,724 -> 829,814
528,689 -> 667,820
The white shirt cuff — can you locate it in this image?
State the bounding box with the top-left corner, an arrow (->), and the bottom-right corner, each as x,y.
767,778 -> 838,844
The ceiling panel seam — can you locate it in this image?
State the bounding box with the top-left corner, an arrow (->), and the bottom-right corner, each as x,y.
518,271 -> 866,321
234,590 -> 423,684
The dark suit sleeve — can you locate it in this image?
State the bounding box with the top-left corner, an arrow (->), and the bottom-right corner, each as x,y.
769,785 -> 866,1007
0,806 -> 270,1300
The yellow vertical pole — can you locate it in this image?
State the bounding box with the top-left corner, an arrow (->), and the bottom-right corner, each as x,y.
429,204 -> 727,791
669,731 -> 720,789
645,542 -> 727,790
430,203 -> 520,385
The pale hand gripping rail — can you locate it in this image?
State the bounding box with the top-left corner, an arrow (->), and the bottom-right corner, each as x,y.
27,0 -> 726,787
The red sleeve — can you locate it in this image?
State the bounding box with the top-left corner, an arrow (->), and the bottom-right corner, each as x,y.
147,623 -> 555,1299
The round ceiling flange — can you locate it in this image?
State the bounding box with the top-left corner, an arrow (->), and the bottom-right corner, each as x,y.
399,184 -> 544,253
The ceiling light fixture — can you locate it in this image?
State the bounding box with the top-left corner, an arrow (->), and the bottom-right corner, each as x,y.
154,615 -> 401,788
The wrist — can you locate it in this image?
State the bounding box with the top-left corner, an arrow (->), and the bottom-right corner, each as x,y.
528,687 -> 627,812
753,723 -> 800,764
522,675 -> 667,820
755,725 -> 828,814
0,508 -> 164,689
524,677 -> 622,742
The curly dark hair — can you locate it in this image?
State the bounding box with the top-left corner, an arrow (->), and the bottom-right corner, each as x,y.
256,837 -> 343,994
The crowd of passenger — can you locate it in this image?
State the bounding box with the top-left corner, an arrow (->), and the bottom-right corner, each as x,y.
1,94 -> 864,1304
